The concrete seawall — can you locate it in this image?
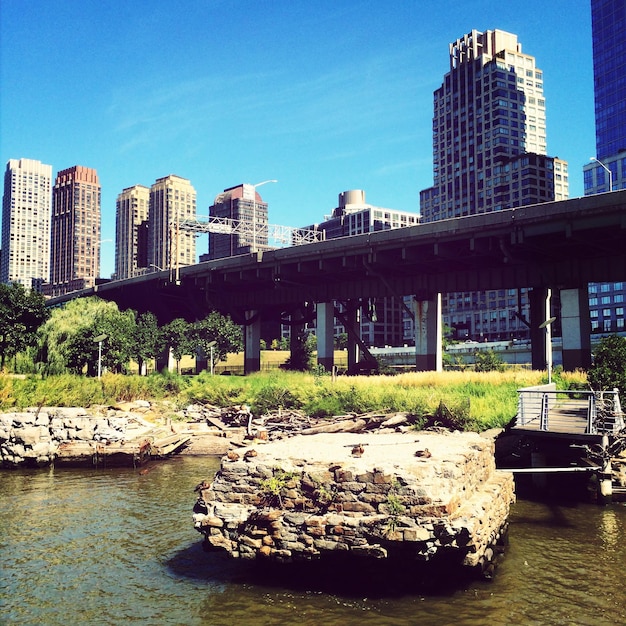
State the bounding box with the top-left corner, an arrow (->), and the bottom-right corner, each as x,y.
193,430 -> 515,576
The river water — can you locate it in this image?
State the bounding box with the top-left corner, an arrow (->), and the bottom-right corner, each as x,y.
1,456 -> 625,626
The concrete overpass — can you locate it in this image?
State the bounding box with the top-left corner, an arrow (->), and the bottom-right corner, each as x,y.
49,190 -> 626,373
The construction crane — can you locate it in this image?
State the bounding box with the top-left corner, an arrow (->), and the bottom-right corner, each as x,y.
179,216 -> 325,248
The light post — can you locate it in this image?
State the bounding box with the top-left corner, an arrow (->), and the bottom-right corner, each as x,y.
539,316 -> 556,384
590,157 -> 613,192
94,334 -> 107,379
207,340 -> 217,376
250,179 -> 277,252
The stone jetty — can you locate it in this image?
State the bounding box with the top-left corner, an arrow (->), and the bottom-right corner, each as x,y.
193,430 -> 515,576
0,404 -> 190,468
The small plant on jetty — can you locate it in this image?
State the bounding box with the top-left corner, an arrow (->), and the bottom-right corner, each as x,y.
311,477 -> 337,511
386,492 -> 406,516
384,485 -> 406,536
259,469 -> 299,508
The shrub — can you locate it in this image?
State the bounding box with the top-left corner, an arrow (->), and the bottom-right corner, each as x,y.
588,335 -> 626,398
252,382 -> 301,415
474,350 -> 505,372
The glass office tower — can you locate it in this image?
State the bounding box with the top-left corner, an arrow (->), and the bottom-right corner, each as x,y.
583,0 -> 626,335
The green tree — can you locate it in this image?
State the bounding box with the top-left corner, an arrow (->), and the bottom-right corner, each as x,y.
38,297 -> 112,373
334,332 -> 348,350
588,335 -> 626,398
37,297 -> 135,375
132,311 -> 164,375
163,318 -> 193,373
0,283 -> 49,369
190,312 -> 243,371
282,328 -> 315,371
92,307 -> 136,374
59,305 -> 135,375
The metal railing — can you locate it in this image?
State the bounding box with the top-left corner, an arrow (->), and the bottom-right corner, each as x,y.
516,385 -> 624,435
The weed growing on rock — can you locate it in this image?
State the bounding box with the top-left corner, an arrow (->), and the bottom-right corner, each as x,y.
259,469 -> 299,508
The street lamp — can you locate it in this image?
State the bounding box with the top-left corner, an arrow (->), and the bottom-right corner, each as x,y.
590,157 -> 613,192
250,179 -> 277,253
538,316 -> 556,384
207,340 -> 217,376
94,334 -> 107,378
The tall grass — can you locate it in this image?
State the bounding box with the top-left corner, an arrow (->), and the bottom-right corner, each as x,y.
0,368 -> 587,432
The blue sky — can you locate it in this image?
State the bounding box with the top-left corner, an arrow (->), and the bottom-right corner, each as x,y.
1,0 -> 595,278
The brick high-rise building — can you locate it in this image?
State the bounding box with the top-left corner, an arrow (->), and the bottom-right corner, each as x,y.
47,165 -> 100,296
207,183 -> 270,260
419,29 -> 569,341
1,158 -> 52,290
114,184 -> 150,280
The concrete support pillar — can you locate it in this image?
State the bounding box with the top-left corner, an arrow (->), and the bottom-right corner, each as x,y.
244,310 -> 261,374
531,451 -> 548,491
345,300 -> 360,373
414,293 -> 442,372
195,347 -> 207,374
599,434 -> 613,504
560,287 -> 592,371
289,307 -> 308,370
156,346 -> 175,373
316,302 -> 335,372
529,287 -> 550,371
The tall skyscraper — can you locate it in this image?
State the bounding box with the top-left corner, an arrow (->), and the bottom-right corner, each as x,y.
419,29 -> 568,341
207,183 -> 269,260
583,0 -> 626,194
148,175 -> 196,274
1,158 -> 52,290
583,0 -> 625,335
115,184 -> 150,280
47,166 -> 101,296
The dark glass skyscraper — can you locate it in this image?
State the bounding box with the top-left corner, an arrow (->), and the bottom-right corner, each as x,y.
584,0 -> 626,194
583,0 -> 625,335
592,0 -> 626,162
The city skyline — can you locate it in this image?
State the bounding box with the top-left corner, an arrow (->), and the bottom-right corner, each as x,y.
1,1 -> 595,278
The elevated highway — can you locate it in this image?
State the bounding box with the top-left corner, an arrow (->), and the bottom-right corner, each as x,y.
49,190 -> 626,372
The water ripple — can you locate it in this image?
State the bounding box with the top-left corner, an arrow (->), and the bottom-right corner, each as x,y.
1,458 -> 625,626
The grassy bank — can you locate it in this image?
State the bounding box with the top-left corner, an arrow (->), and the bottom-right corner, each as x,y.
0,368 -> 587,432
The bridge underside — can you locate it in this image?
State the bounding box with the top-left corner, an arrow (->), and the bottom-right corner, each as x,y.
50,192 -> 626,373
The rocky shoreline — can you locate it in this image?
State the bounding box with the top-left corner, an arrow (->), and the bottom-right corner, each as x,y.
0,402 -> 230,468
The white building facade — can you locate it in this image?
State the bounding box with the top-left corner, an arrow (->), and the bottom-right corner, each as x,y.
1,158 -> 52,290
